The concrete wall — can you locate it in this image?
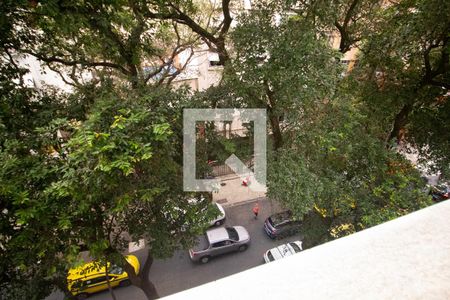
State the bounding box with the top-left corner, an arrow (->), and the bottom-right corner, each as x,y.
18,55 -> 73,91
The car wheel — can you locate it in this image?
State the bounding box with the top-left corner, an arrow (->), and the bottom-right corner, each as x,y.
119,279 -> 131,287
238,245 -> 248,252
200,256 -> 210,264
76,293 -> 89,300
214,220 -> 223,226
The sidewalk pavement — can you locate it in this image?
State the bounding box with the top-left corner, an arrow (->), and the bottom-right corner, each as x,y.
212,174 -> 266,207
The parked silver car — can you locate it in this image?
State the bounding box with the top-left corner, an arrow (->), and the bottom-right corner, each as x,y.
189,226 -> 250,263
263,240 -> 303,263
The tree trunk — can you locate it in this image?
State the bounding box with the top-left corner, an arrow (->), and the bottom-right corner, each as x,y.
268,111 -> 283,151
264,80 -> 283,151
124,251 -> 159,300
105,263 -> 118,300
54,276 -> 76,300
387,103 -> 412,147
216,37 -> 229,66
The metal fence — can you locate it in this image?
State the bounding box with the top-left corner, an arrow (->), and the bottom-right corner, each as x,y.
211,159 -> 254,177
211,164 -> 234,177
207,127 -> 253,177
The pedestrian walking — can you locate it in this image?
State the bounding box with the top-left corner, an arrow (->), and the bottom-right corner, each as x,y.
252,202 -> 260,219
242,175 -> 250,186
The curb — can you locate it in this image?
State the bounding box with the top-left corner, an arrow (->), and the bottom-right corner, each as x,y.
217,175 -> 241,182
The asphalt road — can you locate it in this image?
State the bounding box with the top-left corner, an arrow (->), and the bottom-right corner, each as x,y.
52,198 -> 302,300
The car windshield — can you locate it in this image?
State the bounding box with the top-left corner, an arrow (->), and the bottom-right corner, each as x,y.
267,251 -> 275,262
289,243 -> 302,253
109,265 -> 124,275
271,211 -> 292,227
226,227 -> 239,241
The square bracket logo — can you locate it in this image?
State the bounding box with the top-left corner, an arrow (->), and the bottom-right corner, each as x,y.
183,109 -> 267,192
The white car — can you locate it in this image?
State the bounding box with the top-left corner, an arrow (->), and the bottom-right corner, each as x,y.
263,241 -> 303,263
187,197 -> 226,227
210,202 -> 226,226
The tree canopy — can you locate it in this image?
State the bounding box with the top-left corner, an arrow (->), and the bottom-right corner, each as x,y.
1,0 -> 448,299
223,0 -> 443,245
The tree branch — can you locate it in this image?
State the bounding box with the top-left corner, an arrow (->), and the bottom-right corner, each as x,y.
421,34 -> 449,87
3,48 -> 24,86
88,16 -> 139,83
46,64 -> 78,88
344,0 -> 360,28
142,1 -> 229,64
26,51 -> 132,76
388,32 -> 449,145
165,46 -> 195,86
219,0 -> 232,38
335,0 -> 360,53
168,4 -> 219,44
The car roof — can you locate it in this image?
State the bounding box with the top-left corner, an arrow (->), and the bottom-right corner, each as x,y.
67,255 -> 135,281
206,227 -> 229,243
270,210 -> 293,225
267,241 -> 302,260
67,261 -> 108,281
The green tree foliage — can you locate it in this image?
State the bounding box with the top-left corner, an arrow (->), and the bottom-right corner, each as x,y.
12,0 -> 236,88
48,84 -> 214,299
0,73 -> 216,299
267,97 -> 431,246
224,0 -> 435,246
288,0 -> 384,53
23,0 -> 196,87
1,3 -> 73,297
227,3 -> 341,149
0,59 -> 75,298
351,0 -> 450,176
2,1 -> 228,298
1,0 -> 448,298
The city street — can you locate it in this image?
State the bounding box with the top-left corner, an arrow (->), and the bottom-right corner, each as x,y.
80,198 -> 303,299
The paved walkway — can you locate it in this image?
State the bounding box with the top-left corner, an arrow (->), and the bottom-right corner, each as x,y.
212,174 -> 266,207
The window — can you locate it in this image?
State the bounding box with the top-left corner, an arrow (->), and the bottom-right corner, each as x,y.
290,243 -> 302,253
277,220 -> 291,228
226,227 -> 239,241
208,52 -> 221,67
86,276 -> 109,286
271,211 -> 293,227
110,265 -> 124,275
212,241 -> 230,248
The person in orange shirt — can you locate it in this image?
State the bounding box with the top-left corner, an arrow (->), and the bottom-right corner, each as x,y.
252,202 -> 260,219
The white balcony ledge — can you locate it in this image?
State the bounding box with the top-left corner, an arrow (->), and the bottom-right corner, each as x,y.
164,200 -> 450,299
